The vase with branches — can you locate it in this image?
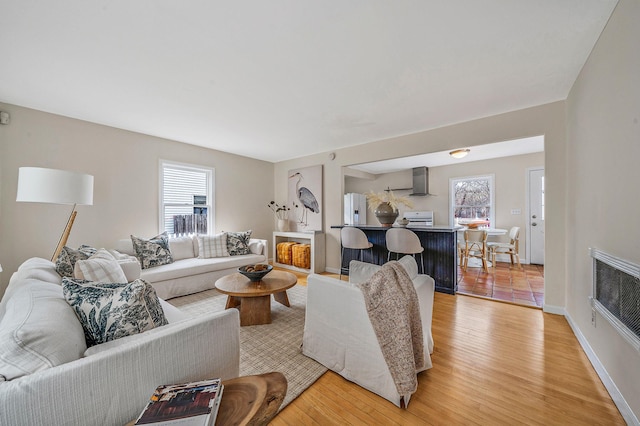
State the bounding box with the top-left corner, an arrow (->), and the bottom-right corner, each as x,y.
268,201 -> 297,231
365,190 -> 414,227
268,201 -> 292,219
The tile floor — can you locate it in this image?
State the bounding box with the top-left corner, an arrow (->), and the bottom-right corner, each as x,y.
456,261 -> 545,308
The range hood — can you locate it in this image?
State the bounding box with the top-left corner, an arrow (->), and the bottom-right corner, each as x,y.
410,167 -> 431,196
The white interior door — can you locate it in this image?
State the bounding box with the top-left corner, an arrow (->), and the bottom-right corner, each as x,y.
528,168 -> 545,264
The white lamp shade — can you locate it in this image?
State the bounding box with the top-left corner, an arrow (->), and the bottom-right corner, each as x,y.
16,167 -> 94,205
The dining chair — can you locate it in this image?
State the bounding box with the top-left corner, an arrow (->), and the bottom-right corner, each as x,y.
340,227 -> 373,280
487,226 -> 522,269
462,229 -> 488,272
385,227 -> 425,273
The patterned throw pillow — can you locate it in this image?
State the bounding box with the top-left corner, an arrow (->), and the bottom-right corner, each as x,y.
197,233 -> 230,258
227,230 -> 252,256
73,249 -> 128,283
55,245 -> 97,277
131,232 -> 173,269
62,278 -> 168,347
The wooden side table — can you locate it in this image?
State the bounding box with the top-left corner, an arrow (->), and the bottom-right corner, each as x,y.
216,372 -> 287,425
128,372 -> 287,426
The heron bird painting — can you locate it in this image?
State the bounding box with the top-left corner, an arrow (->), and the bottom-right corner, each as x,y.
288,168 -> 321,229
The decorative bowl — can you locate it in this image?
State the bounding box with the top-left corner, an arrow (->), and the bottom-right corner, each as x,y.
238,264 -> 273,282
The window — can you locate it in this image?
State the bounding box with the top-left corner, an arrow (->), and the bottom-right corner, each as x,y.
160,161 -> 214,236
450,175 -> 495,226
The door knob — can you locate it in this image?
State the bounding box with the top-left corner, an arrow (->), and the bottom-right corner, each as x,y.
532,222 -> 537,226
532,215 -> 537,219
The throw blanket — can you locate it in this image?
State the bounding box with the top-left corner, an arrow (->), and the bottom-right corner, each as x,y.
357,261 -> 424,403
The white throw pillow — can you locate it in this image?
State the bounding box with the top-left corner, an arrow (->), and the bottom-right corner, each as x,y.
348,255 -> 418,284
398,255 -> 419,280
74,249 -> 128,283
169,236 -> 196,260
114,239 -> 136,256
197,233 -> 230,258
249,240 -> 263,255
348,261 -> 382,284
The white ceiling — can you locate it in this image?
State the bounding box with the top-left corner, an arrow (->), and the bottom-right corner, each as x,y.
0,1 -> 617,163
348,135 -> 545,174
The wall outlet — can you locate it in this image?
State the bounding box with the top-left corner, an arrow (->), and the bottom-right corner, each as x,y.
510,208 -> 521,215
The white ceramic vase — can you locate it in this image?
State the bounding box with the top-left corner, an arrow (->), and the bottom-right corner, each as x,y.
277,219 -> 290,232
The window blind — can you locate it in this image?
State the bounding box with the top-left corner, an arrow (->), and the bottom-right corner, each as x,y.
162,164 -> 211,235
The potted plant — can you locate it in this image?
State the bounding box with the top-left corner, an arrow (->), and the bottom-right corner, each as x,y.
365,190 -> 414,227
268,201 -> 296,231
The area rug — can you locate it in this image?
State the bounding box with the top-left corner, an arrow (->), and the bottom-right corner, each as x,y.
169,284 -> 327,409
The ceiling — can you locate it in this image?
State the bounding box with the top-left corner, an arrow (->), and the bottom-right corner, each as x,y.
0,1 -> 617,163
348,135 -> 545,174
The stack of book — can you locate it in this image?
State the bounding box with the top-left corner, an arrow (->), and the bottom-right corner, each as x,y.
134,378 -> 224,426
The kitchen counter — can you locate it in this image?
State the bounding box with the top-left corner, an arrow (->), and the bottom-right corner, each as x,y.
341,224 -> 463,232
332,224 -> 459,294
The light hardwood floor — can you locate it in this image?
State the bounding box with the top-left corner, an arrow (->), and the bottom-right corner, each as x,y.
271,270 -> 624,425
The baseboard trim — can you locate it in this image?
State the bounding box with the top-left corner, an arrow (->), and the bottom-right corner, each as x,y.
542,304 -> 565,315
565,312 -> 639,425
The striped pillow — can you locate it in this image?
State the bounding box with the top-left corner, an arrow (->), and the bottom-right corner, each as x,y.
74,249 -> 128,283
197,233 -> 230,258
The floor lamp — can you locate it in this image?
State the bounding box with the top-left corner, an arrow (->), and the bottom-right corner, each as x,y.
16,167 -> 94,262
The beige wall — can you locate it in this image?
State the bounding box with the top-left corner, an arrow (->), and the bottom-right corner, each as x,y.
275,101 -> 567,309
345,151 -> 544,262
0,103 -> 275,295
566,0 -> 640,419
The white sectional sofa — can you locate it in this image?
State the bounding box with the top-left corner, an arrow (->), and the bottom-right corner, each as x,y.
0,257 -> 240,426
302,256 -> 435,408
115,235 -> 268,299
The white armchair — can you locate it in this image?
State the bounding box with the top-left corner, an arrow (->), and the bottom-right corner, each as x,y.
302,256 -> 434,407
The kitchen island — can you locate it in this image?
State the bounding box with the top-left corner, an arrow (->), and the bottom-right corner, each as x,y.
332,225 -> 460,294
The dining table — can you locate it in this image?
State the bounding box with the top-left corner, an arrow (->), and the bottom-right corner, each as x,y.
458,227 -> 507,236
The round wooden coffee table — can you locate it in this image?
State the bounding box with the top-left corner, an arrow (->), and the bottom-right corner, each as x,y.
215,270 -> 297,326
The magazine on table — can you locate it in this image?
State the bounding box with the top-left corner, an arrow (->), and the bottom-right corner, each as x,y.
134,378 -> 224,426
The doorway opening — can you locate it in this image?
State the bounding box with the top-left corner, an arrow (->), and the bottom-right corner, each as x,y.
343,137 -> 546,308
457,166 -> 545,308
457,263 -> 544,308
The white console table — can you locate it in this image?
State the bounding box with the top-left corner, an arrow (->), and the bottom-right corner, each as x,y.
272,231 -> 325,274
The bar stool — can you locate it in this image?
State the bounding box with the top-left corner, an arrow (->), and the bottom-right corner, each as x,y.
385,228 -> 424,273
340,227 -> 373,280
